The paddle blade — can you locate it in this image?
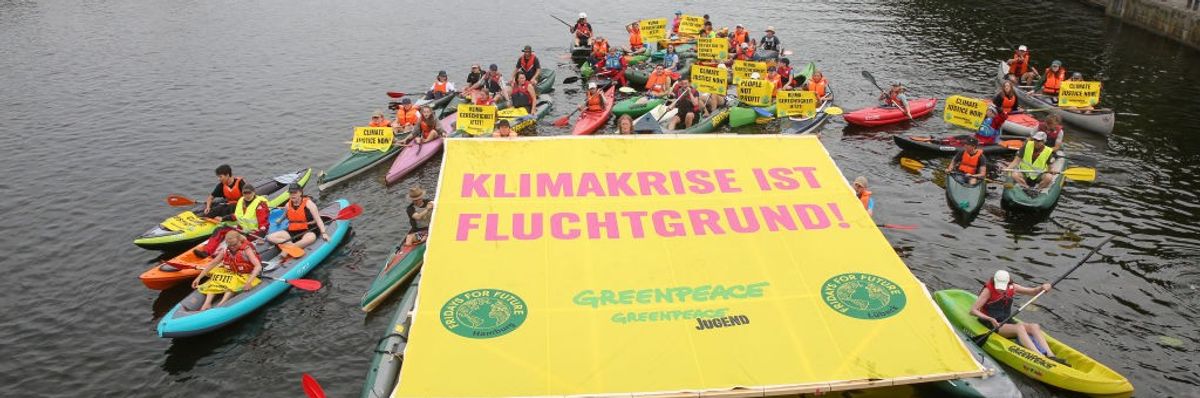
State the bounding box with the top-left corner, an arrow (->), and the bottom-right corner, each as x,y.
301,373 -> 326,398
553,114 -> 572,127
279,243 -> 305,258
287,278 -> 323,291
618,86 -> 637,94
562,76 -> 580,84
825,106 -> 844,115
386,92 -> 405,99
861,70 -> 876,84
900,157 -> 924,171
1062,167 -> 1096,182
878,224 -> 918,230
336,203 -> 363,220
1001,139 -> 1024,149
166,194 -> 196,207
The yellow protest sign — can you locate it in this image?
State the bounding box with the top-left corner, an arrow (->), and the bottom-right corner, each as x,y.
639,18 -> 667,43
689,64 -> 728,95
1057,81 -> 1102,107
393,136 -> 986,398
456,104 -> 497,136
697,37 -> 728,61
162,211 -> 210,232
679,15 -> 704,35
732,60 -> 768,84
737,79 -> 774,107
943,95 -> 989,130
350,126 -> 393,152
777,90 -> 819,118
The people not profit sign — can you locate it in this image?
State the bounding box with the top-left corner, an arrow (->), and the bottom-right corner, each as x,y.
351,126 -> 394,151
457,104 -> 497,136
777,90 -> 818,118
639,18 -> 667,43
943,95 -> 989,130
690,64 -> 728,95
737,79 -> 773,107
1057,81 -> 1102,108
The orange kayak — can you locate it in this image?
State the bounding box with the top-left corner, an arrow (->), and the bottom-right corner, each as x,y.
139,242 -> 209,290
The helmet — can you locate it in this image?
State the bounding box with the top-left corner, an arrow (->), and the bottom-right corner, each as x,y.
579,12 -> 587,18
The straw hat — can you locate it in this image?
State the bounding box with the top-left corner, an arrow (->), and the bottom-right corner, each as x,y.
408,186 -> 426,200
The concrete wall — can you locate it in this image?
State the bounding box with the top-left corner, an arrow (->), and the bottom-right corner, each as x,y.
1089,0 -> 1200,50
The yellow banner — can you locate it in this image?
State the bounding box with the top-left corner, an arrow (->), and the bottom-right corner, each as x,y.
689,64 -> 728,96
943,95 -> 989,130
394,136 -> 985,398
679,15 -> 704,35
697,37 -> 728,61
162,211 -> 208,232
639,18 -> 667,43
732,60 -> 768,84
1057,81 -> 1102,107
777,90 -> 819,118
737,79 -> 773,107
456,104 -> 497,136
350,126 -> 393,152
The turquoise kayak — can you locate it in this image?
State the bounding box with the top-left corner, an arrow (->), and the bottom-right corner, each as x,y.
157,199 -> 352,338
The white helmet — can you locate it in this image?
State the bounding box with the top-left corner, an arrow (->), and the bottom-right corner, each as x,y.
1018,45 -> 1028,51
579,12 -> 587,19
588,82 -> 598,89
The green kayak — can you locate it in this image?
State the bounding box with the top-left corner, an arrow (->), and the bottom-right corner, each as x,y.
1002,160 -> 1066,212
632,99 -> 736,134
650,44 -> 696,60
360,271 -> 422,398
361,243 -> 426,312
414,90 -> 457,111
536,69 -> 556,94
318,146 -> 402,191
946,172 -> 987,218
612,96 -> 665,118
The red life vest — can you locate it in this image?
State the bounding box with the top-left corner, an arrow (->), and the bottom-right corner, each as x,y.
574,21 -> 591,37
958,149 -> 982,174
221,177 -> 244,202
518,54 -> 538,73
1011,51 -> 1031,76
395,106 -> 419,126
419,118 -> 437,138
735,45 -> 754,60
586,91 -> 604,112
1043,67 -> 1066,95
982,280 -> 1016,320
886,92 -> 902,107
431,81 -> 449,94
222,241 -> 259,274
285,197 -> 313,232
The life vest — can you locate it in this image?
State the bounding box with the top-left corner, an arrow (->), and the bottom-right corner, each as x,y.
886,92 -> 902,107
982,280 -> 1016,321
419,118 -> 437,138
1000,92 -> 1017,114
808,77 -> 827,98
735,45 -> 754,61
484,73 -> 503,94
592,40 -> 609,58
395,106 -> 419,127
645,70 -> 670,91
585,91 -> 604,112
1043,67 -> 1066,95
431,80 -> 449,94
958,149 -> 983,174
629,28 -> 643,50
285,197 -> 314,232
1019,141 -> 1054,174
731,30 -> 750,47
221,177 -> 244,202
766,73 -> 782,95
604,53 -> 623,70
368,118 -> 391,127
222,241 -> 259,274
858,190 -> 873,210
1011,51 -> 1031,76
233,195 -> 268,232
474,93 -> 494,106
671,17 -> 681,33
518,54 -> 538,73
777,65 -> 793,84
1045,126 -> 1062,147
510,82 -> 532,108
574,21 -> 591,37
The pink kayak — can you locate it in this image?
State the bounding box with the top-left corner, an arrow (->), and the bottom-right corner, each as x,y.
1000,113 -> 1038,136
844,97 -> 937,127
571,86 -> 616,135
384,115 -> 451,184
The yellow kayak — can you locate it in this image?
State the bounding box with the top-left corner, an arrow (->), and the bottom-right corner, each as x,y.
934,289 -> 1133,396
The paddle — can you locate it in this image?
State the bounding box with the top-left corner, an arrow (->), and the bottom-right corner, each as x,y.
825,106 -> 844,116
861,70 -> 913,120
971,236 -> 1115,345
260,275 -> 322,291
276,203 -> 363,258
900,157 -> 924,171
549,14 -> 573,29
1003,167 -> 1096,182
167,194 -> 197,207
301,373 -> 326,398
386,92 -> 405,99
563,76 -> 580,84
553,108 -> 582,127
877,224 -> 918,230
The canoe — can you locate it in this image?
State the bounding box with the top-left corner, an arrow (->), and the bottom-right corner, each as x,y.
140,208 -> 290,289
571,86 -> 615,135
1001,113 -> 1038,136
780,100 -> 833,135
933,289 -> 1133,395
844,97 -> 937,127
613,96 -> 665,118
505,99 -> 554,133
414,90 -> 457,111
157,199 -> 352,338
1001,158 -> 1067,212
570,42 -> 592,63
927,327 -> 1023,398
360,243 -> 426,312
945,172 -> 987,218
996,61 -> 1114,136
536,69 -> 556,94
360,271 -> 422,398
893,134 -> 1024,156
319,145 -> 402,191
633,97 -> 737,134
134,168 -> 312,250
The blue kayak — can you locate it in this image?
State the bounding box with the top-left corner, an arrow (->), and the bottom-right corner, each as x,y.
157,199 -> 352,338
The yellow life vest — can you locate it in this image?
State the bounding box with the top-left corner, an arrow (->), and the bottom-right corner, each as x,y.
1019,141 -> 1053,173
233,195 -> 268,232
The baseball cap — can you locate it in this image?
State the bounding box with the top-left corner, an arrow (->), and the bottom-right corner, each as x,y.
1032,131 -> 1047,141
993,270 -> 1011,290
588,82 -> 597,89
1018,45 -> 1028,51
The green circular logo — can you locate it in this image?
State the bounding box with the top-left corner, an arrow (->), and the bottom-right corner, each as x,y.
821,273 -> 907,320
440,289 -> 527,339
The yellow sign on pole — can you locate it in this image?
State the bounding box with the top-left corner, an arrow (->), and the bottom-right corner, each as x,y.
737,79 -> 774,107
777,90 -> 819,118
1057,81 -> 1102,107
639,18 -> 668,43
457,104 -> 497,136
697,37 -> 728,61
679,15 -> 704,35
690,64 -> 728,95
732,60 -> 768,84
393,135 -> 986,398
350,126 -> 393,152
943,95 -> 989,130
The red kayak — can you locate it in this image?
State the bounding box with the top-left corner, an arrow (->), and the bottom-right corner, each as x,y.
844,97 -> 938,127
571,86 -> 615,135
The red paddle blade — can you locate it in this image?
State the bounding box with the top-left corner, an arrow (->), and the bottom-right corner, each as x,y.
880,224 -> 918,230
301,373 -> 326,398
336,203 -> 363,220
166,194 -> 196,207
288,278 -> 323,291
386,91 -> 405,98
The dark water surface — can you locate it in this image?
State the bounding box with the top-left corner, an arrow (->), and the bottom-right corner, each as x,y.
2,0 -> 1198,396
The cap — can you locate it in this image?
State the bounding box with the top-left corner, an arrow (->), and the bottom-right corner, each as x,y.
1031,131 -> 1047,141
1018,45 -> 1028,51
993,270 -> 1011,290
588,82 -> 598,89
766,26 -> 775,32
579,12 -> 587,18
399,97 -> 412,104
1071,72 -> 1083,78
287,183 -> 303,193
1051,60 -> 1062,67
736,23 -> 744,28
437,70 -> 447,77
750,72 -> 761,79
853,176 -> 868,187
523,45 -> 532,52
675,10 -> 682,14
408,186 -> 426,200
489,63 -> 498,71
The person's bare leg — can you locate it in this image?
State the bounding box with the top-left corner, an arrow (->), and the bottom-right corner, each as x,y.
998,323 -> 1040,353
1027,323 -> 1055,357
1037,173 -> 1054,190
294,232 -> 317,249
200,293 -> 216,311
216,291 -> 234,307
669,116 -> 680,130
685,113 -> 696,128
1012,170 -> 1030,188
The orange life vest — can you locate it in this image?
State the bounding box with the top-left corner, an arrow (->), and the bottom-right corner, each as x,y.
808,78 -> 828,98
431,80 -> 449,94
285,197 -> 313,232
1043,67 -> 1066,95
586,91 -> 604,112
222,241 -> 258,274
735,45 -> 754,60
767,73 -> 782,96
395,106 -> 419,127
574,21 -> 591,37
731,30 -> 750,47
221,177 -> 243,202
629,27 -> 643,49
592,40 -> 609,58
958,149 -> 982,174
1000,92 -> 1017,114
858,190 -> 873,210
1011,51 -> 1030,76
368,118 -> 391,127
645,70 -> 670,91
474,93 -> 494,105
419,118 -> 437,138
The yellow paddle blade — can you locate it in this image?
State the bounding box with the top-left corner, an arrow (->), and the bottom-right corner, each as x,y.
1062,167 -> 1096,182
825,106 -> 844,115
900,157 -> 924,171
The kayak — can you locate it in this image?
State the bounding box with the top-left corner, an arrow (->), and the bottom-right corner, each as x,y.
933,289 -> 1133,395
1002,159 -> 1067,212
844,97 -> 938,127
1001,113 -> 1039,136
360,271 -> 422,398
157,199 -> 352,338
384,136 -> 443,185
612,96 -> 665,118
927,328 -> 1023,398
139,208 -> 290,290
893,134 -> 1024,156
649,46 -> 697,61
779,100 -> 833,135
624,58 -> 692,88
997,61 -> 1114,136
415,90 -> 458,111
536,69 -> 556,94
134,168 -> 312,250
319,145 -> 402,191
504,99 -> 554,133
945,172 -> 987,218
633,97 -> 737,134
571,86 -> 615,135
360,243 -> 426,312
435,95 -> 463,120
570,42 -> 592,64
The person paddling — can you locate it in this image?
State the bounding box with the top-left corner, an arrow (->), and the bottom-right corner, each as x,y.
878,81 -> 910,116
853,176 -> 874,217
603,48 -> 629,87
513,45 -> 541,85
194,182 -> 269,259
970,270 -> 1067,365
571,12 -> 593,47
507,73 -> 538,114
1007,131 -> 1059,190
492,119 -> 517,138
426,70 -> 455,100
266,184 -> 329,256
590,37 -> 610,65
191,230 -> 262,311
667,78 -> 699,130
405,186 -> 434,246
1038,114 -> 1065,151
947,137 -> 988,185
202,164 -> 245,218
578,82 -> 608,116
